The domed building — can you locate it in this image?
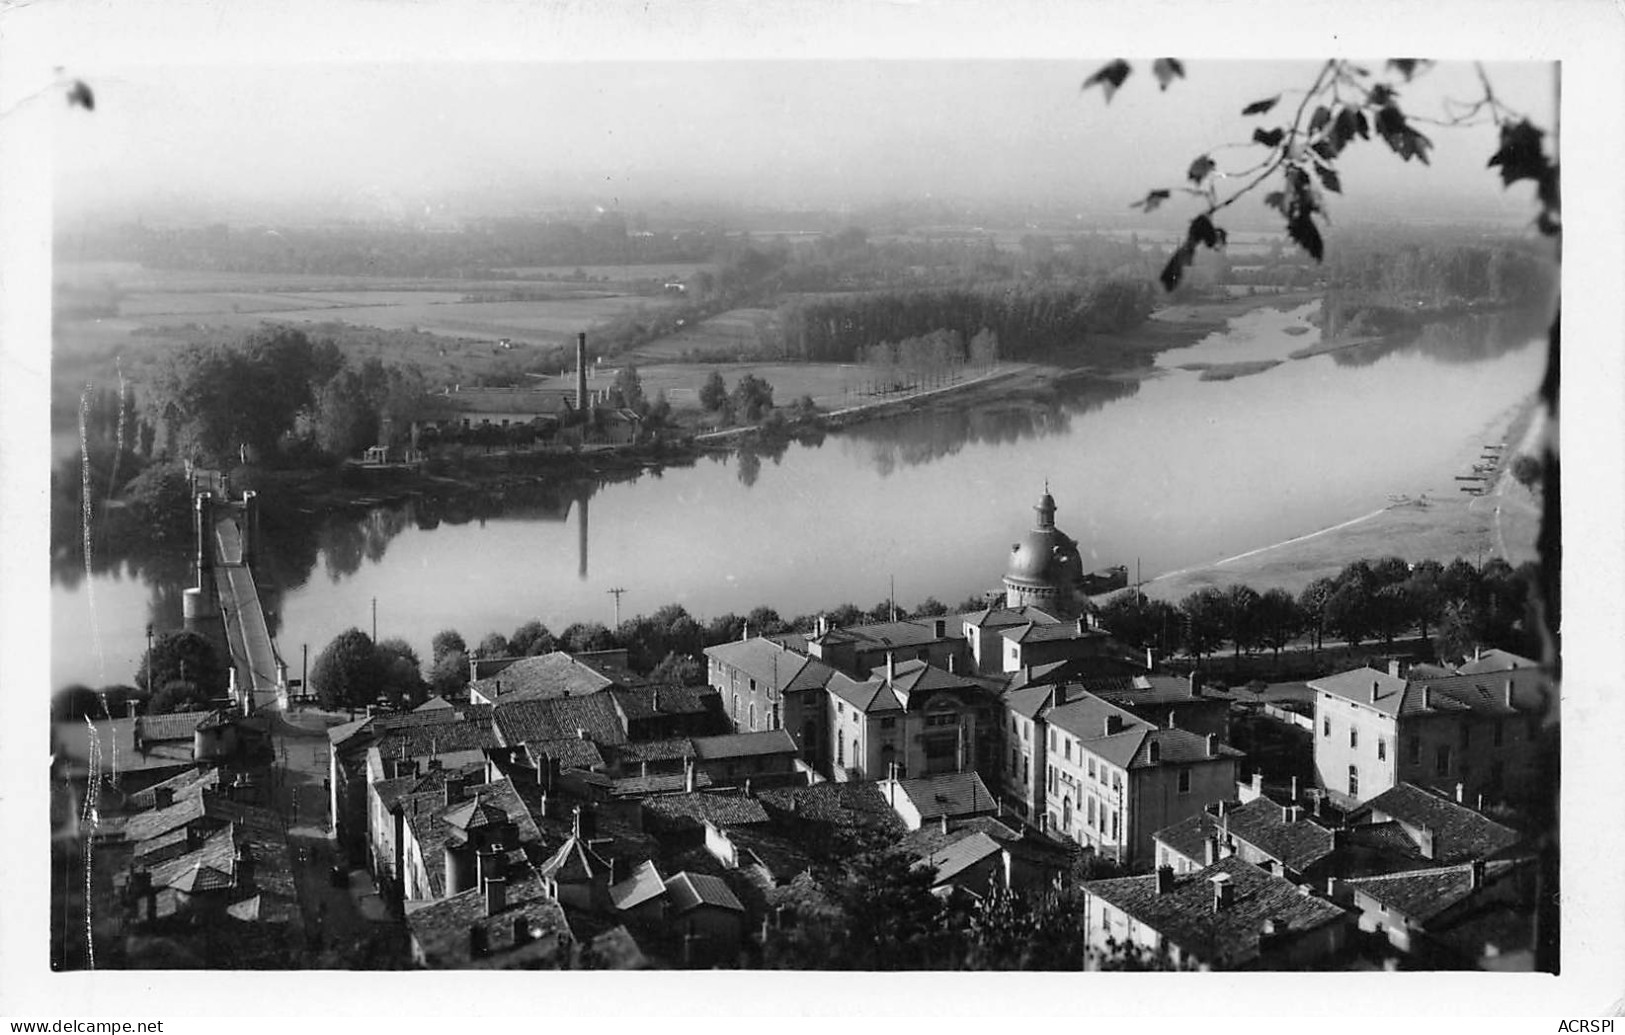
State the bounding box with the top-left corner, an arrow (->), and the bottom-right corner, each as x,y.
1003,489 -> 1087,613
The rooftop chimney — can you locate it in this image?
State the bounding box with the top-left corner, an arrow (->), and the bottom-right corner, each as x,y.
684,758 -> 696,794
885,651 -> 895,684
1146,646 -> 1155,671
1371,680 -> 1381,703
1156,866 -> 1176,895
571,805 -> 582,841
575,332 -> 588,411
1167,712 -> 1177,730
1455,782 -> 1465,804
1470,859 -> 1485,890
947,655 -> 957,674
1422,685 -> 1433,711
485,872 -> 507,916
1504,679 -> 1515,709
1204,836 -> 1219,866
1252,771 -> 1264,796
1076,617 -> 1086,636
1206,733 -> 1217,757
939,813 -> 949,835
1211,872 -> 1234,911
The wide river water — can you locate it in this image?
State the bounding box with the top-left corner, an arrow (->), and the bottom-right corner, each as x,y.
51,299 -> 1549,691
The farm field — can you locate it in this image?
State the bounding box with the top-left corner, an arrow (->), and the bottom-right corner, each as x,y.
622,307 -> 780,363
489,262 -> 714,282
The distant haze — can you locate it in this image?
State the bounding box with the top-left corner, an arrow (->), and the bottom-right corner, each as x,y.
54,60 -> 1556,227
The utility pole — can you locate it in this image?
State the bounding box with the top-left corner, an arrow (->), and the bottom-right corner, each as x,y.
889,575 -> 896,622
607,586 -> 626,628
371,597 -> 377,643
302,643 -> 309,703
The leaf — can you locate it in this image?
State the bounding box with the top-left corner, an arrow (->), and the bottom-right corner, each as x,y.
1130,189 -> 1172,213
1486,119 -> 1549,187
1311,139 -> 1339,162
1082,60 -> 1132,102
1252,127 -> 1285,149
1263,191 -> 1287,214
1309,105 -> 1332,134
1287,211 -> 1324,262
1386,59 -> 1430,81
1242,96 -> 1280,116
1188,214 -> 1226,250
1186,154 -> 1216,184
1152,58 -> 1186,91
1314,165 -> 1342,193
1367,83 -> 1396,108
1354,110 -> 1370,139
66,79 -> 95,111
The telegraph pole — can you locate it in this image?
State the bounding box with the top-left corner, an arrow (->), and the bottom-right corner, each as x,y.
607,587 -> 626,628
371,597 -> 377,642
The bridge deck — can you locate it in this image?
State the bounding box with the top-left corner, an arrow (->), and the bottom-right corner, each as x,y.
212,513 -> 285,711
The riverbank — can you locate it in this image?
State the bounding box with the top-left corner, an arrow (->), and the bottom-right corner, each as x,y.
1133,393 -> 1543,603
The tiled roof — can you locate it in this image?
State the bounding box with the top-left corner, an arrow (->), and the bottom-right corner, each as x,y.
828,673 -> 906,714
525,738 -> 606,772
664,871 -> 745,914
1001,620 -> 1101,644
642,791 -> 770,828
1455,649 -> 1540,675
542,835 -> 612,884
1310,666 -> 1551,719
610,772 -> 713,798
705,639 -> 839,694
133,710 -> 218,742
373,763 -> 488,814
470,651 -> 623,704
407,868 -> 574,968
404,779 -> 543,898
966,605 -> 1064,629
891,771 -> 998,821
610,738 -> 696,765
757,781 -> 906,837
1343,861 -> 1518,923
1217,798 -> 1335,874
1047,692 -> 1238,769
414,696 -> 455,711
150,826 -> 238,893
723,826 -> 816,881
1153,812 -> 1213,865
692,729 -> 797,760
1084,856 -> 1348,968
608,859 -> 667,911
611,684 -> 719,721
52,717 -> 198,777
127,767 -> 221,809
1003,683 -> 1057,720
492,694 -> 626,747
880,659 -> 985,697
1087,674 -> 1202,706
1357,784 -> 1523,865
122,790 -> 281,845
585,925 -> 652,969
375,718 -> 500,761
917,830 -> 1004,885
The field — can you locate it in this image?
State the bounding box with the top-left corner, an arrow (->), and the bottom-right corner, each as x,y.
622,307 -> 781,363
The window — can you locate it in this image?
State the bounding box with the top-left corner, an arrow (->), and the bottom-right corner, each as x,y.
1022,722 -> 1030,743
1177,768 -> 1192,794
1350,727 -> 1358,749
1088,758 -> 1096,780
880,717 -> 895,730
1064,739 -> 1072,762
1048,768 -> 1057,793
1323,717 -> 1331,737
1010,715 -> 1018,735
1049,729 -> 1056,751
1062,796 -> 1073,831
1112,772 -> 1122,793
1110,811 -> 1119,841
1435,744 -> 1451,776
1494,719 -> 1505,747
1087,796 -> 1096,827
1378,738 -> 1387,762
927,713 -> 956,728
1348,765 -> 1359,797
1022,757 -> 1029,784
748,703 -> 755,731
837,702 -> 844,717
1101,906 -> 1112,932
837,731 -> 845,766
1010,747 -> 1019,773
1408,736 -> 1421,765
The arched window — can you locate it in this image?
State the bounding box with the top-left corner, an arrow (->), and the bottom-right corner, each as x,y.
1348,765 -> 1359,798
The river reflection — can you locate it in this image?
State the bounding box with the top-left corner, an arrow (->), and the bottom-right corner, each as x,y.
51,302 -> 1551,692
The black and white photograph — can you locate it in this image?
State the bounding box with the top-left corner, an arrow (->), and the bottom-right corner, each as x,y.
4,0 -> 1623,1022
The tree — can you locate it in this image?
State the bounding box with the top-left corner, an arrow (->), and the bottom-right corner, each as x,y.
911,597 -> 948,617
1325,581 -> 1375,648
704,612 -> 746,646
430,629 -> 467,664
510,620 -> 556,657
472,632 -> 511,660
698,370 -> 727,411
1221,584 -> 1262,658
375,637 -> 428,710
1298,577 -> 1338,650
647,651 -> 705,686
151,678 -> 212,715
1179,588 -> 1227,663
608,364 -> 646,413
745,606 -> 789,637
731,373 -> 776,422
1370,583 -> 1416,646
559,622 -> 615,654
136,631 -> 229,702
310,628 -> 381,715
1254,588 -> 1305,660
1404,565 -> 1446,643
430,649 -> 471,699
829,848 -> 947,969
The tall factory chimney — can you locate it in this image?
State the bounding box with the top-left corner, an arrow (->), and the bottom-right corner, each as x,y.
576,332 -> 588,412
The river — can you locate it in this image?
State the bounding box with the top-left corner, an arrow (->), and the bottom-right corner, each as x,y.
50,299 -> 1550,691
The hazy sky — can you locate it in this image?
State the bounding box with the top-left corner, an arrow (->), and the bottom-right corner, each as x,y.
52,59 -> 1556,225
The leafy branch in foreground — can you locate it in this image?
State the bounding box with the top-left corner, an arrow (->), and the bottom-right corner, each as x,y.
1085,59 -> 1561,290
